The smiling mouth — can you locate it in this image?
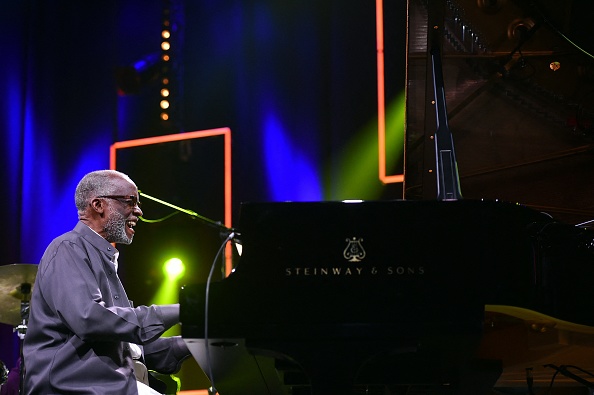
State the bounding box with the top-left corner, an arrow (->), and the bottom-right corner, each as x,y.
126,220 -> 137,231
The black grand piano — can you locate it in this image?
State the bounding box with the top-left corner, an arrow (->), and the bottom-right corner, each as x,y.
179,2 -> 594,394
180,198 -> 594,395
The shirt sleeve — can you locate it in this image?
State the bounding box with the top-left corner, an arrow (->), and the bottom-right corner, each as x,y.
37,239 -> 179,344
144,336 -> 192,374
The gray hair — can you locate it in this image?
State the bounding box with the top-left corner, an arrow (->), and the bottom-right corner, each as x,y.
74,170 -> 133,216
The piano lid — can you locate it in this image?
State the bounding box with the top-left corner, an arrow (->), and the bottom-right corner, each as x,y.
405,0 -> 594,225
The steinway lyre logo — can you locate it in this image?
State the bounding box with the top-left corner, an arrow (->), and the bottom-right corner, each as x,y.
343,237 -> 366,262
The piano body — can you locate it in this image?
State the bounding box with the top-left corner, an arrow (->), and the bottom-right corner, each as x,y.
180,1 -> 594,393
180,199 -> 594,394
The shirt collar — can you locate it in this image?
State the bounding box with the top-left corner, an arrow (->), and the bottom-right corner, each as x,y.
76,221 -> 119,268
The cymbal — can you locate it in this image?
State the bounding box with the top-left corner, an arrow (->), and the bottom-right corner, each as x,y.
0,264 -> 38,326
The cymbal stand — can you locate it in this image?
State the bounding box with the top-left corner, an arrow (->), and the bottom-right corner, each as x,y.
0,359 -> 8,386
14,283 -> 31,395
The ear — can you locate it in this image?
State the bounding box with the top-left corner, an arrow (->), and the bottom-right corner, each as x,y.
89,198 -> 106,214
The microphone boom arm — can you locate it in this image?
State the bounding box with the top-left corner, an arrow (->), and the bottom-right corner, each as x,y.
138,190 -> 239,238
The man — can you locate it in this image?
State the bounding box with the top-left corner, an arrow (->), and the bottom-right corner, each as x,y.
24,170 -> 192,395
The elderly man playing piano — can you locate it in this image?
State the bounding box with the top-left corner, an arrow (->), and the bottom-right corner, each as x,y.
23,170 -> 191,395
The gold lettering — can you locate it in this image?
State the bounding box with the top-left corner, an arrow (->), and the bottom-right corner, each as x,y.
285,265 -> 425,277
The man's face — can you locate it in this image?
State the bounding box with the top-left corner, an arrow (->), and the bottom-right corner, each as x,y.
104,206 -> 134,244
101,178 -> 143,244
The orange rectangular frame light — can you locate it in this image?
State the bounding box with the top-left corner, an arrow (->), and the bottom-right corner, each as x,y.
109,128 -> 233,275
376,0 -> 405,184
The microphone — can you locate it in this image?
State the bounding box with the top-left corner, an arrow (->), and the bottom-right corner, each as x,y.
137,190 -> 240,239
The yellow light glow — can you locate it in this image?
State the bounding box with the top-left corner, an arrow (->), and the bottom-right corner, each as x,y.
161,41 -> 170,51
162,30 -> 171,39
163,258 -> 185,280
161,88 -> 170,97
332,91 -> 405,200
160,100 -> 170,109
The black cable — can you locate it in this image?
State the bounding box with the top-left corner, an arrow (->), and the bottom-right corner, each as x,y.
526,367 -> 536,395
544,368 -> 559,394
544,364 -> 594,389
203,232 -> 236,395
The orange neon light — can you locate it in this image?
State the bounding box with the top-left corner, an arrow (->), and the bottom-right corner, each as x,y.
376,0 -> 404,184
110,128 -> 234,275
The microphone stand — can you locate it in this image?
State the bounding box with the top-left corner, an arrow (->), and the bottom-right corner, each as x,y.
137,191 -> 241,277
15,283 -> 31,395
138,190 -> 239,239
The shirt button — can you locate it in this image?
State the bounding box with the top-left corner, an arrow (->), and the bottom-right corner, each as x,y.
114,295 -> 119,300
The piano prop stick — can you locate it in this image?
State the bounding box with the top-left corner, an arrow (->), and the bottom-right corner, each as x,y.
431,45 -> 463,201
428,1 -> 462,202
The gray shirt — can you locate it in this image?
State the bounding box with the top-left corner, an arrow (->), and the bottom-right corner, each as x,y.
24,221 -> 191,394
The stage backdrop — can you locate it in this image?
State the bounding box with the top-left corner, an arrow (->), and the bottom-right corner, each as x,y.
0,0 -> 406,390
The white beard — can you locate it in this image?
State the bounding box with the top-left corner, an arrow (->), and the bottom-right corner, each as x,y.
104,209 -> 132,245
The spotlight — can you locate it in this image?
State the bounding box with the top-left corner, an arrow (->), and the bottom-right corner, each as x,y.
161,6 -> 173,126
159,0 -> 184,129
163,258 -> 185,280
